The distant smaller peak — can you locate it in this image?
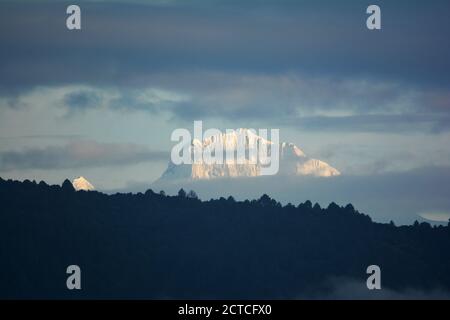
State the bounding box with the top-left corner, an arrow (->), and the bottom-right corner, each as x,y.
72,176 -> 95,191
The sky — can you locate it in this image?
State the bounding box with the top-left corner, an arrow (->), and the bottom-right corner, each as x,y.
0,0 -> 450,223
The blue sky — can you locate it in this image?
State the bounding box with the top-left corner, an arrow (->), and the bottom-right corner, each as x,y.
0,0 -> 450,222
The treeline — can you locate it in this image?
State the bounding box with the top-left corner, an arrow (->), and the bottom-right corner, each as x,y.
1,177 -> 450,299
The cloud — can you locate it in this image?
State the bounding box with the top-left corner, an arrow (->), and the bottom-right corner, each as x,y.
0,140 -> 167,171
1,1 -> 450,134
3,73 -> 449,133
63,90 -> 102,111
2,84 -> 189,115
288,113 -> 450,134
303,277 -> 450,300
1,0 -> 450,93
159,73 -> 450,134
109,87 -> 189,113
419,212 -> 450,223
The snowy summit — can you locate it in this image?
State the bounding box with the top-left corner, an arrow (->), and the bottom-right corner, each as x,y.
158,129 -> 340,182
72,176 -> 95,191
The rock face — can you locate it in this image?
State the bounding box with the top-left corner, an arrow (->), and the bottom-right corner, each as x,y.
158,129 -> 340,182
72,176 -> 95,191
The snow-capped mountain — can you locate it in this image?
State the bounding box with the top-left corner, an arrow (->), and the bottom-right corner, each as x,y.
158,129 -> 340,182
72,176 -> 95,191
278,143 -> 340,177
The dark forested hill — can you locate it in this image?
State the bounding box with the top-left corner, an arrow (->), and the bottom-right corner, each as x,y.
1,177 -> 450,299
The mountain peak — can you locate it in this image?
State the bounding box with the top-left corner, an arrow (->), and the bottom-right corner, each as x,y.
158,129 -> 340,182
72,176 -> 95,191
198,128 -> 272,151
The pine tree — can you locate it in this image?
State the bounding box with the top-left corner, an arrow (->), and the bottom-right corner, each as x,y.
187,190 -> 198,199
178,188 -> 187,198
61,179 -> 75,192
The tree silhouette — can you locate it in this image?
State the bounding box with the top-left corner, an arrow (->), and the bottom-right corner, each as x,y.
0,177 -> 449,299
258,194 -> 272,207
187,190 -> 198,199
178,188 -> 187,198
303,200 -> 312,210
61,179 -> 75,192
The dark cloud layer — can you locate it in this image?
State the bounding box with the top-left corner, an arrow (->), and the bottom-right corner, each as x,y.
0,1 -> 449,134
63,90 -> 101,111
289,113 -> 450,134
0,140 -> 167,170
1,0 -> 450,91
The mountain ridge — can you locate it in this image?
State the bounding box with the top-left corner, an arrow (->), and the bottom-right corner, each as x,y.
159,129 -> 340,182
1,176 -> 449,299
